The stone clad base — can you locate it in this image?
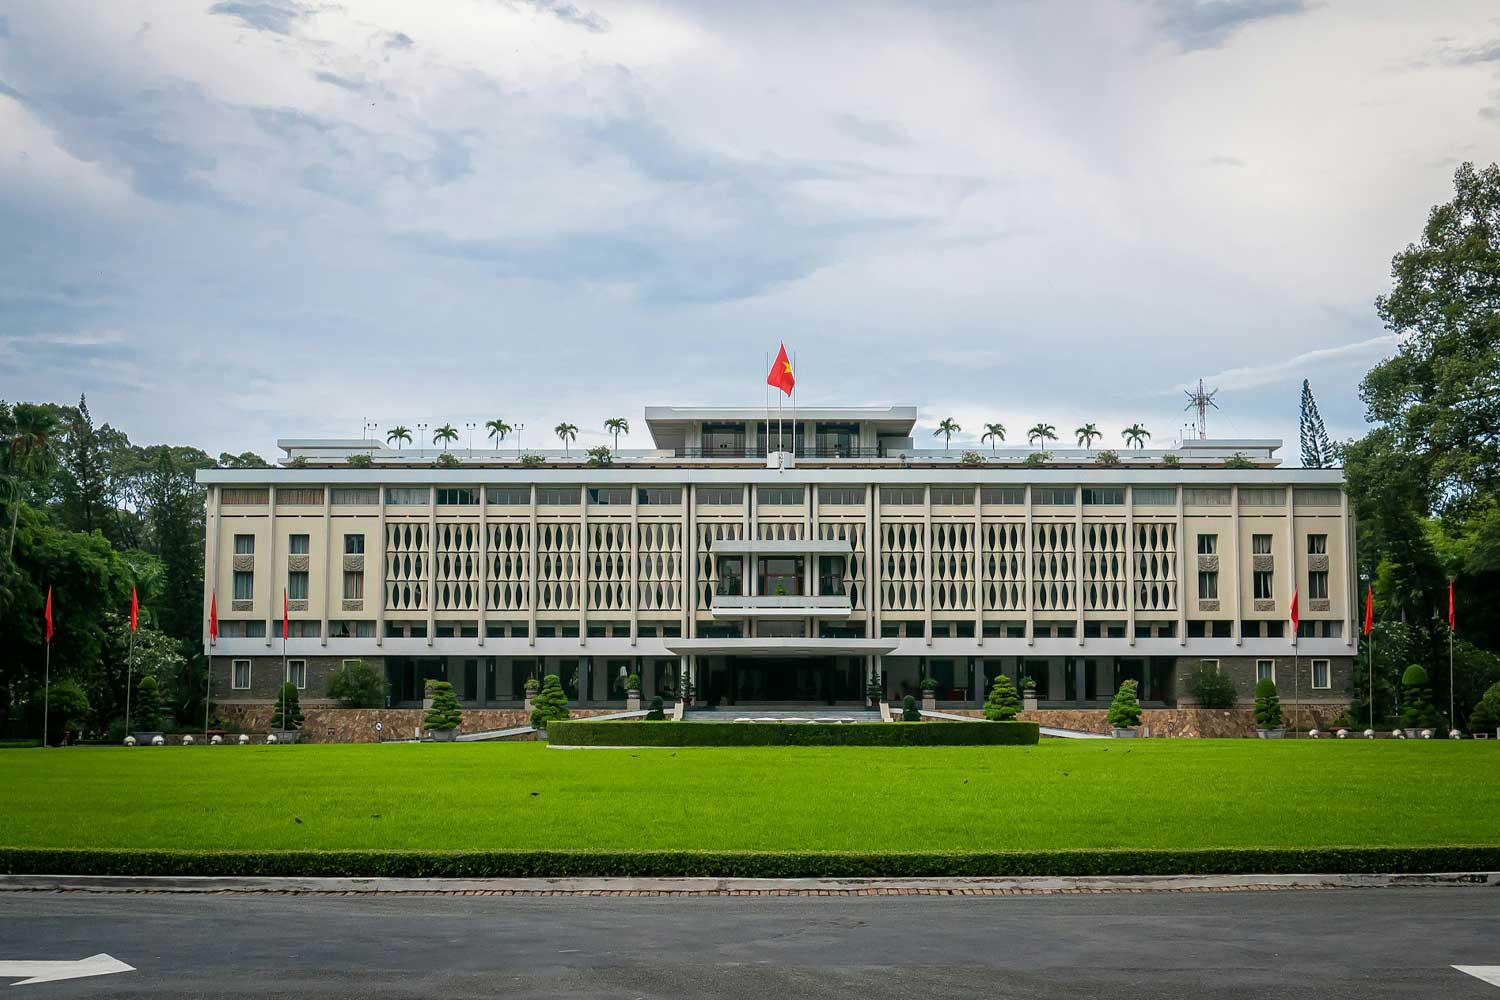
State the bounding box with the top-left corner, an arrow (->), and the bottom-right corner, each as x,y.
943,706 -> 1348,738
215,706 -> 619,743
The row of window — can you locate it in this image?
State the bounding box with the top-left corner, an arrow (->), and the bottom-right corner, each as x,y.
1196,533 -> 1330,602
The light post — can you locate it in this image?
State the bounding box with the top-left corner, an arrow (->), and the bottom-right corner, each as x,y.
465,422 -> 476,459
417,422 -> 428,460
515,423 -> 526,458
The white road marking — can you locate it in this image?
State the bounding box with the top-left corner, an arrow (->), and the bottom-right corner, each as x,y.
1456,967 -> 1500,989
0,954 -> 135,985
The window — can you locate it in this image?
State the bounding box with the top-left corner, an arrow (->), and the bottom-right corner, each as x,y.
818,556 -> 846,596
758,620 -> 806,638
817,486 -> 866,505
233,571 -> 254,601
288,570 -> 309,600
1184,487 -> 1231,506
1294,488 -> 1342,506
288,659 -> 307,689
758,556 -> 804,597
1082,487 -> 1124,505
1256,660 -> 1275,683
329,620 -> 375,638
436,487 -> 478,505
343,570 -> 363,600
221,488 -> 269,505
232,660 -> 251,689
1240,488 -> 1285,507
1133,487 -> 1177,505
1212,620 -> 1232,638
1253,569 -> 1274,600
696,486 -> 743,505
234,534 -> 255,555
289,534 -> 309,555
879,486 -> 924,506
1266,621 -> 1283,638
1307,534 -> 1327,555
758,485 -> 804,505
1312,659 -> 1330,690
331,487 -> 379,505
981,487 -> 1025,505
1198,571 -> 1218,600
1252,534 -> 1273,555
1188,620 -> 1206,638
1200,658 -> 1219,674
537,487 -> 580,505
344,533 -> 365,555
637,487 -> 681,505
1197,534 -> 1217,555
1032,488 -> 1075,505
486,487 -> 531,505
277,619 -> 320,639
1308,571 -> 1328,600
385,487 -> 429,505
588,487 -> 630,505
277,488 -> 324,506
930,487 -> 973,505
715,556 -> 743,596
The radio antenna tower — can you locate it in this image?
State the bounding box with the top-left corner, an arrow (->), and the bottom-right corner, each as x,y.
1182,379 -> 1219,439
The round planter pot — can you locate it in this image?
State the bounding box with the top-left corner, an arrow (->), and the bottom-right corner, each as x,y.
1111,727 -> 1139,738
1022,697 -> 1039,711
429,728 -> 457,742
1256,728 -> 1287,739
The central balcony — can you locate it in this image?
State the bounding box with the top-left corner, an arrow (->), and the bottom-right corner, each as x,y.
709,594 -> 853,618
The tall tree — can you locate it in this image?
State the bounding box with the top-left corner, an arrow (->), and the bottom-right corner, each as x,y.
603,417 -> 629,452
1122,424 -> 1151,449
3,402 -> 61,564
136,445 -> 213,644
386,426 -> 412,450
1027,423 -> 1056,448
554,422 -> 578,456
933,418 -> 961,451
485,419 -> 511,449
216,451 -> 272,469
432,424 -> 459,450
1075,423 -> 1102,452
981,422 -> 1006,455
1299,379 -> 1332,469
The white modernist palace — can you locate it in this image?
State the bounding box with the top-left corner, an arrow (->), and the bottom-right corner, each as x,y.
198,405 -> 1355,712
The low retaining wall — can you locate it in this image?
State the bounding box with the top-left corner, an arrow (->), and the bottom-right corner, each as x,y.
215,706 -> 618,743
940,706 -> 1348,738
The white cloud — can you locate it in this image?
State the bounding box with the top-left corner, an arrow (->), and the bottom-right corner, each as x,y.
1171,334 -> 1400,394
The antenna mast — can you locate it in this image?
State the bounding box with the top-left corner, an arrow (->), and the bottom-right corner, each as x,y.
1182,379 -> 1219,439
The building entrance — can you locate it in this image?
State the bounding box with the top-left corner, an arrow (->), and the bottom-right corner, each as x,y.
701,656 -> 863,706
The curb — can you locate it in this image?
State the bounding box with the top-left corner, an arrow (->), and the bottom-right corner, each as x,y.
1,872 -> 1495,896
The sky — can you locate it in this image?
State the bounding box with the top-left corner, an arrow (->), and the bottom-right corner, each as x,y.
2,0 -> 1498,463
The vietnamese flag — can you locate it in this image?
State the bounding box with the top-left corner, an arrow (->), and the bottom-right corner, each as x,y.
44,587 -> 53,643
1363,584 -> 1374,636
1289,586 -> 1299,634
766,342 -> 795,396
209,591 -> 219,644
1449,578 -> 1456,632
130,587 -> 139,632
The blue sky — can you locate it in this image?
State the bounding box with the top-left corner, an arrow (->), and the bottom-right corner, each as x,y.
1,0 -> 1497,461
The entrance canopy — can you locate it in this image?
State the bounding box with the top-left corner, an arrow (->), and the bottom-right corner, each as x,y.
663,638 -> 897,658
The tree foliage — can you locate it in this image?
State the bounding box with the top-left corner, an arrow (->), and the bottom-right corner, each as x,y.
423,680 -> 463,731
1299,379 -> 1332,469
530,673 -> 570,728
1185,665 -> 1237,710
272,682 -> 304,731
1253,678 -> 1282,730
328,660 -> 388,708
1107,679 -> 1142,728
134,674 -> 164,732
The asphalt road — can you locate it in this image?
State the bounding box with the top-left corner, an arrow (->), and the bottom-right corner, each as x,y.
0,888 -> 1496,998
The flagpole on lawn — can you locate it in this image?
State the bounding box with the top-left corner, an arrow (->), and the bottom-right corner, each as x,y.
1449,578 -> 1455,731
1368,623 -> 1375,732
43,634 -> 51,749
280,588 -> 288,738
205,642 -> 212,743
124,623 -> 135,736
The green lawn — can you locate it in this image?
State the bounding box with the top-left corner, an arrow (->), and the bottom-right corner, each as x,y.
2,741 -> 1496,854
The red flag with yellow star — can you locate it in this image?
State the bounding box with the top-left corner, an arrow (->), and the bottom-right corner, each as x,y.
766,343 -> 795,396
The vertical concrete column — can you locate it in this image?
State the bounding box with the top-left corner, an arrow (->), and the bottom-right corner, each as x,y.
867,482 -> 878,637
579,484 -> 589,647
204,485 -> 220,655
265,485 -> 277,649
1074,658 -> 1086,706
1074,489 -> 1084,645
1342,489 -> 1355,649
426,486 -> 436,647
526,484 -> 538,648
922,483 -> 932,647
1175,485 -> 1186,647
376,483 -> 387,648
1286,486 -> 1297,648
629,483 -> 639,646
478,482 -> 488,648
1231,485 -> 1242,647
1125,485 -> 1136,648
973,484 -> 983,647
320,485 -> 332,649
579,656 -> 589,707
806,482 -> 817,622
1023,484 -> 1034,646
681,485 -> 693,639
745,485 -> 756,597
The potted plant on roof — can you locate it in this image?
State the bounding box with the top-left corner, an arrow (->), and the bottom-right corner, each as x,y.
1254,678 -> 1285,738
625,672 -> 642,712
424,680 -> 463,742
920,674 -> 939,712
1020,676 -> 1039,712
1107,679 -> 1142,738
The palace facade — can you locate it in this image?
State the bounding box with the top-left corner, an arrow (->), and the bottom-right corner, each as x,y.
198,406 -> 1355,713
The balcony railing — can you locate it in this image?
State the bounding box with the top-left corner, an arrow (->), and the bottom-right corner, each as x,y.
675,446 -> 888,459
710,594 -> 854,617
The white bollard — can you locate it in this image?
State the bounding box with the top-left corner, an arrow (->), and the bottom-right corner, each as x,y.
1421,729 -> 1433,739
1336,729 -> 1348,739
151,735 -> 165,746
238,734 -> 250,745
124,735 -> 137,747
1449,729 -> 1462,740
210,734 -> 223,745
183,734 -> 194,746
1308,729 -> 1320,739
1393,729 -> 1405,739
266,734 -> 278,744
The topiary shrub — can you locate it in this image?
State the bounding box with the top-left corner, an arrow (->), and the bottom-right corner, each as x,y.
901,695 -> 920,721
645,696 -> 666,721
423,680 -> 463,732
624,673 -> 641,692
134,674 -> 164,731
959,450 -> 985,467
1186,665 -> 1237,710
518,453 -> 544,468
865,674 -> 883,703
327,659 -> 388,708
1108,679 -> 1143,729
1253,678 -> 1282,729
272,681 -> 304,731
920,675 -> 939,693
1401,664 -> 1435,729
1469,681 -> 1500,734
984,675 -> 1021,721
530,674 -> 570,729
1161,453 -> 1180,467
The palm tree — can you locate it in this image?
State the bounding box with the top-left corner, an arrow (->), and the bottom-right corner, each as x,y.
981,422 -> 1006,455
555,422 -> 578,456
3,402 -> 60,564
386,425 -> 412,450
1027,423 -> 1057,448
1122,423 -> 1152,449
933,417 -> 961,451
485,419 -> 512,449
603,417 -> 629,453
1075,422 -> 1102,453
433,424 -> 459,450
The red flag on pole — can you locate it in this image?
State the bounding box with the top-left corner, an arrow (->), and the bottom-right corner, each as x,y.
283,588 -> 289,641
1363,584 -> 1374,636
130,587 -> 139,632
44,587 -> 53,643
766,342 -> 795,396
1289,586 -> 1299,634
1449,578 -> 1456,632
209,591 -> 219,644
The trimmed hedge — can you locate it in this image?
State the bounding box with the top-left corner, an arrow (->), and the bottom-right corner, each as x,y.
545,720 -> 1040,747
2,846 -> 1497,879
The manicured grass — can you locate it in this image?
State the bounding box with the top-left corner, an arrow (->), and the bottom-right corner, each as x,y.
1,741 -> 1496,857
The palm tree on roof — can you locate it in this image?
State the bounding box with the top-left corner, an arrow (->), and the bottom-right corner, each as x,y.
981,422 -> 1006,455
485,419 -> 512,449
386,425 -> 412,450
433,424 -> 459,450
555,422 -> 578,456
934,417 -> 961,451
1027,423 -> 1057,448
1075,423 -> 1102,454
604,417 -> 629,453
1122,424 -> 1152,449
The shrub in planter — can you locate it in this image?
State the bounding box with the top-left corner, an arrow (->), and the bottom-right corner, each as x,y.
1186,665 -> 1237,710
1401,664 -> 1435,729
1224,453 -> 1255,469
346,453 -> 373,469
1094,449 -> 1121,467
624,673 -> 641,692
327,659 -> 387,708
920,676 -> 939,693
901,695 -> 920,721
435,452 -> 461,468
984,675 -> 1021,721
134,675 -> 164,732
271,682 -> 304,731
1470,681 -> 1500,734
1253,678 -> 1282,730
1023,451 -> 1051,468
1107,679 -> 1143,729
423,681 -> 463,733
645,696 -> 666,721
865,674 -> 883,704
530,674 -> 570,729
